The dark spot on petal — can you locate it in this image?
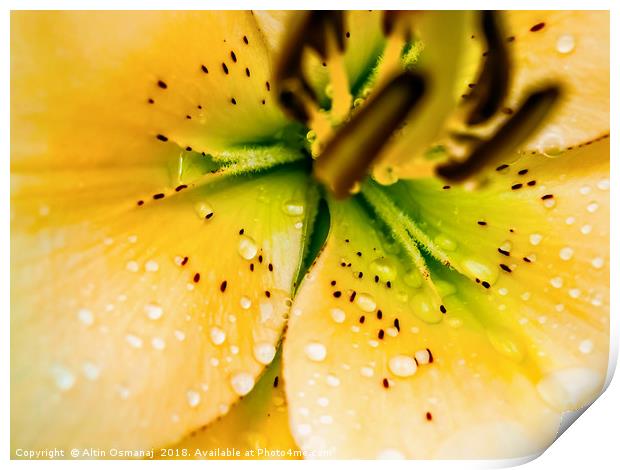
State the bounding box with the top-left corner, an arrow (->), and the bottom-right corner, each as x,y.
378,329 -> 385,340
201,65 -> 209,73
498,248 -> 510,256
137,200 -> 144,206
175,184 -> 188,192
153,193 -> 165,200
478,221 -> 487,226
273,376 -> 279,387
527,180 -> 537,186
382,378 -> 390,389
482,281 -> 491,289
222,63 -> 229,74
530,22 -> 545,32
220,280 -> 227,292
500,263 -> 512,273
156,134 -> 168,142
518,169 -> 528,175
193,273 -> 201,283
243,35 -> 249,45
426,412 -> 433,421
439,305 -> 447,314
359,315 -> 365,324
511,183 -> 523,190
230,51 -> 237,62
157,80 -> 167,89
541,194 -> 554,200
333,291 -> 342,298
377,309 -> 383,320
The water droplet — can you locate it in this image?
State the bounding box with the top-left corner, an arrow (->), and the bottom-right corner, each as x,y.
253,342 -> 276,365
174,330 -> 186,341
82,362 -> 101,381
555,34 -> 575,54
559,247 -> 574,261
144,302 -> 163,320
51,365 -> 76,391
581,224 -> 592,235
360,366 -> 374,377
591,257 -> 604,269
539,133 -> 565,158
240,296 -> 252,309
126,260 -> 140,272
403,269 -> 423,289
355,293 -> 376,312
151,337 -> 166,350
194,201 -> 214,220
238,235 -> 258,260
77,308 -> 94,326
125,334 -> 143,349
326,374 -> 340,387
597,179 -> 609,191
370,257 -> 398,281
576,339 -> 594,355
230,372 -> 255,396
486,327 -> 525,362
550,276 -> 563,288
414,349 -> 431,365
210,327 -> 226,346
587,201 -> 599,213
388,355 -> 418,377
282,200 -> 305,216
434,234 -> 457,251
186,389 -> 201,407
145,260 -> 159,272
529,233 -> 543,246
536,368 -> 602,410
304,342 -> 327,362
462,259 -> 499,284
411,294 -> 443,324
330,307 -> 346,324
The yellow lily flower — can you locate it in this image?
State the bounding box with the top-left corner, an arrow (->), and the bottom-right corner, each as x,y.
11,10 -> 609,460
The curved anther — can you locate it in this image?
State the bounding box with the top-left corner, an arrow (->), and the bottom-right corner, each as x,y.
314,72 -> 426,198
466,11 -> 511,125
438,86 -> 561,181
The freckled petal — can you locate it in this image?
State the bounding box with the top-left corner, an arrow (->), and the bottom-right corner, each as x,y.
161,354 -> 299,460
501,11 -> 609,153
283,198 -> 561,459
11,10 -> 291,170
11,169 -> 314,451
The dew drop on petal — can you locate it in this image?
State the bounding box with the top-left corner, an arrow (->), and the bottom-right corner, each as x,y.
77,308 -> 94,326
240,296 -> 252,309
253,342 -> 276,365
144,302 -> 163,320
370,257 -> 398,281
282,200 -> 305,216
194,201 -> 214,220
388,355 -> 418,377
330,308 -> 346,323
304,342 -> 327,362
555,34 -> 576,54
230,372 -> 255,396
355,293 -> 376,313
326,374 -> 341,387
186,389 -> 201,407
210,327 -> 226,346
559,247 -> 574,261
238,235 -> 258,260
125,334 -> 143,349
579,339 -> 594,355
51,365 -> 76,391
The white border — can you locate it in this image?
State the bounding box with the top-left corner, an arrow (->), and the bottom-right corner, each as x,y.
2,1 -> 618,468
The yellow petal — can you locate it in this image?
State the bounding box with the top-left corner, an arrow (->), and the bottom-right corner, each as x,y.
503,11 -> 609,153
11,10 -> 291,171
161,353 -> 299,460
11,168 -> 313,452
283,198 -> 563,459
